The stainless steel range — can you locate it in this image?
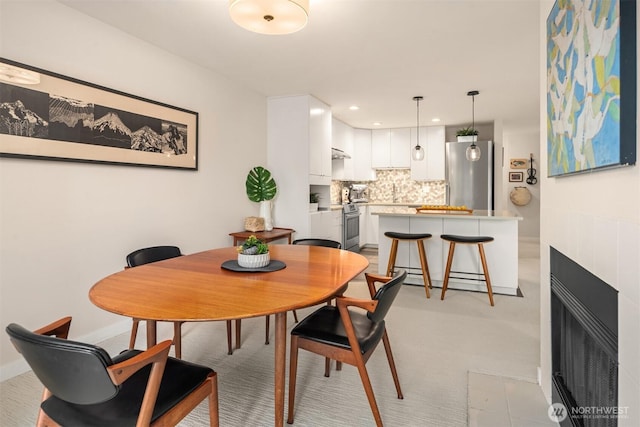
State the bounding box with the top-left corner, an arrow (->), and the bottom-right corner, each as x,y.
342,203 -> 361,252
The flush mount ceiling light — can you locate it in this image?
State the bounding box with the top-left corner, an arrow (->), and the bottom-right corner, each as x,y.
412,96 -> 425,161
229,0 -> 309,35
465,90 -> 481,162
0,64 -> 40,85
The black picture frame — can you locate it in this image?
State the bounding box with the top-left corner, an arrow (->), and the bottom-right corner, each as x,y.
0,58 -> 198,170
509,172 -> 524,183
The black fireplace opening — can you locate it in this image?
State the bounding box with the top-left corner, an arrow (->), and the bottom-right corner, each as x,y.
550,247 -> 619,427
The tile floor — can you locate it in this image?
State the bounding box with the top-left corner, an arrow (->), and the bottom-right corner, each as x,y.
468,370 -> 558,426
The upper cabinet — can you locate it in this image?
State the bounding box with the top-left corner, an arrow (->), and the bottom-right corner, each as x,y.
371,128 -> 411,169
410,125 -> 446,181
331,118 -> 354,181
308,97 -> 332,185
353,129 -> 376,181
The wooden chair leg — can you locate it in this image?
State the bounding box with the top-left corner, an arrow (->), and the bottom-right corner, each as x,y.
354,353 -> 384,427
129,319 -> 139,349
226,320 -> 233,355
336,361 -> 342,371
478,243 -> 495,306
441,242 -> 456,300
287,335 -> 300,424
416,240 -> 431,299
173,322 -> 182,359
265,315 -> 270,345
292,310 -> 299,323
381,330 -> 403,399
235,319 -> 242,350
386,239 -> 399,276
209,373 -> 220,427
324,357 -> 331,377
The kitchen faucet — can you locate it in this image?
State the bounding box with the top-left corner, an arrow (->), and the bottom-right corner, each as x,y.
392,184 -> 398,203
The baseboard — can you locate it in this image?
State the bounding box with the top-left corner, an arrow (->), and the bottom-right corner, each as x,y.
0,319 -> 131,382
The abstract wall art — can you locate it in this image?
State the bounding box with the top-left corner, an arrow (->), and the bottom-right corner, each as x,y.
546,0 -> 636,177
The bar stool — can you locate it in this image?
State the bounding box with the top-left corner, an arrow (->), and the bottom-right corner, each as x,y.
440,234 -> 495,306
384,231 -> 432,298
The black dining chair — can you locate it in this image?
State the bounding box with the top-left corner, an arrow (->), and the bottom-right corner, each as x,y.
234,238 -> 342,350
126,245 -> 234,357
287,270 -> 406,427
6,316 -> 219,427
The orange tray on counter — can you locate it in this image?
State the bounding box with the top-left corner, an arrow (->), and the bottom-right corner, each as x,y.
415,206 -> 473,214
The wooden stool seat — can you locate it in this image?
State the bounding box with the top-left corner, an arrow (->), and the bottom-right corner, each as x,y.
440,234 -> 495,306
384,231 -> 432,298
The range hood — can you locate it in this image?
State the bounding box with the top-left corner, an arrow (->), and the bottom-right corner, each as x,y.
331,147 -> 351,159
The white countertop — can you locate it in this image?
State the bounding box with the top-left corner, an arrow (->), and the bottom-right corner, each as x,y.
372,206 -> 522,220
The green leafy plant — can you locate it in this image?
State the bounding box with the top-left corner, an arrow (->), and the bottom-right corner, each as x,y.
309,193 -> 320,203
245,166 -> 277,202
237,235 -> 269,254
456,126 -> 478,136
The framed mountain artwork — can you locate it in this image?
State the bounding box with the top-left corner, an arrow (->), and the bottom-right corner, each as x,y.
546,0 -> 636,177
0,58 -> 198,170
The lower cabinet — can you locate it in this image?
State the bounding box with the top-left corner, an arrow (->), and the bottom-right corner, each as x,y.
306,210 -> 343,244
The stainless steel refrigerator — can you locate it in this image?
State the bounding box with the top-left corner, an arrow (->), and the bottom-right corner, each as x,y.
445,140 -> 494,210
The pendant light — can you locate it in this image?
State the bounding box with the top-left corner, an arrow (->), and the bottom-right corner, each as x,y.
465,90 -> 481,161
229,0 -> 309,35
412,96 -> 425,161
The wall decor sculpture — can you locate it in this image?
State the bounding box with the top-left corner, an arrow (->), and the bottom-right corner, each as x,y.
546,0 -> 636,177
0,58 -> 198,170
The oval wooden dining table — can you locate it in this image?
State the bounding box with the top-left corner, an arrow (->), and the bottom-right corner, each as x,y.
89,245 -> 369,426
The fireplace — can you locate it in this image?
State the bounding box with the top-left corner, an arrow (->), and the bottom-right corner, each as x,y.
550,247 -> 619,426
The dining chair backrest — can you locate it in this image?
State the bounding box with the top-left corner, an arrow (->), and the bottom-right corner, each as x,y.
6,323 -> 117,405
292,238 -> 341,249
126,245 -> 182,267
368,269 -> 407,323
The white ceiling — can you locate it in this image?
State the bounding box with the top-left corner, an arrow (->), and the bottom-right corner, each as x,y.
59,0 -> 541,131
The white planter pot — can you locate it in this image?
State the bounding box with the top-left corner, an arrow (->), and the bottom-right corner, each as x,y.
259,200 -> 274,231
237,252 -> 270,268
309,203 -> 319,212
457,135 -> 478,143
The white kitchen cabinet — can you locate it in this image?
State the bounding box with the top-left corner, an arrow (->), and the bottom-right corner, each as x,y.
308,97 -> 332,185
371,129 -> 390,169
331,118 -> 354,181
353,129 -> 376,181
267,95 -> 332,239
390,128 -> 411,168
363,205 -> 388,246
330,210 -> 343,244
371,128 -> 411,169
410,125 -> 446,181
309,211 -> 333,239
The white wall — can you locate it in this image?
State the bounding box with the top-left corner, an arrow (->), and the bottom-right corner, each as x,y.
0,1 -> 267,379
539,2 -> 640,425
502,128 -> 540,239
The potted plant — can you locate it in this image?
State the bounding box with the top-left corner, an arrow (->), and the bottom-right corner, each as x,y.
456,126 -> 478,142
246,166 -> 277,231
309,193 -> 320,212
237,235 -> 270,268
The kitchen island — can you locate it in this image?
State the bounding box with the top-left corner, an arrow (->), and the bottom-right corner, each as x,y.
373,207 -> 522,296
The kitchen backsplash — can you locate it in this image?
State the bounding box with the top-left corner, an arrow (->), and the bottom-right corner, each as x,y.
331,169 -> 447,205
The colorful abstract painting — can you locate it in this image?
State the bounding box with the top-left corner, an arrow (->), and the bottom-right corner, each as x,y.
546,0 -> 636,176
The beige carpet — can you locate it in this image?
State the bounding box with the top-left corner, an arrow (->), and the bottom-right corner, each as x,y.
0,244 -> 541,426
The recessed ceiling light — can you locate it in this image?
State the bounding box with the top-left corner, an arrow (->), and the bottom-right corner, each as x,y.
349,105 -> 359,111
431,118 -> 441,122
372,122 -> 382,126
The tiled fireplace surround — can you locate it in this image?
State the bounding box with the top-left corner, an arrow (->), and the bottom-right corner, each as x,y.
543,212 -> 639,426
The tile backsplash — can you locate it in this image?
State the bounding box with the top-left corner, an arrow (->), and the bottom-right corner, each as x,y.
331,169 -> 446,205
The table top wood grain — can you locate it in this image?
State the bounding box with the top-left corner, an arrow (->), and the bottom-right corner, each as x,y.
90,245 -> 368,323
